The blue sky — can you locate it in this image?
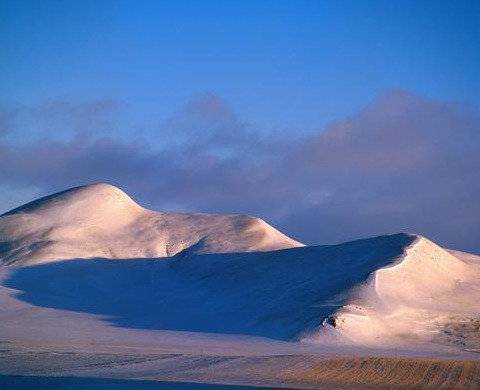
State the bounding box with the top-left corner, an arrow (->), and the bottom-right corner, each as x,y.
1,0 -> 480,252
1,0 -> 479,135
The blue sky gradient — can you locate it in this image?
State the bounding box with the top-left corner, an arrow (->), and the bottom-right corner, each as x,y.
2,0 -> 479,135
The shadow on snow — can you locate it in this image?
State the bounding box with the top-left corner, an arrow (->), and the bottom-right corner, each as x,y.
4,234 -> 414,340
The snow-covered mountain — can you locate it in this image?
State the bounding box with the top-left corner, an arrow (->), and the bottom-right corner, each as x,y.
0,184 -> 479,353
0,183 -> 303,266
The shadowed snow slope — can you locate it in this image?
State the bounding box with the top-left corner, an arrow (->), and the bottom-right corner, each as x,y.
0,185 -> 479,352
0,184 -> 303,266
3,233 -> 415,341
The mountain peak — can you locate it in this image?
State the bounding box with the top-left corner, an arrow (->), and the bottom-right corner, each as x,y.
2,183 -> 140,218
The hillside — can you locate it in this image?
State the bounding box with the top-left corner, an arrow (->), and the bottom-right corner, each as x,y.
303,236 -> 480,349
0,184 -> 478,356
0,184 -> 303,266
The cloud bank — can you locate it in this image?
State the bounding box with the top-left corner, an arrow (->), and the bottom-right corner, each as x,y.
1,91 -> 479,253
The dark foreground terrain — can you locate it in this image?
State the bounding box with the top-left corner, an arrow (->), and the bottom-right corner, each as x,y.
1,349 -> 479,390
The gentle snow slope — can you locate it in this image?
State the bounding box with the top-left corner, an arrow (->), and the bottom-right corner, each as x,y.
0,184 -> 303,265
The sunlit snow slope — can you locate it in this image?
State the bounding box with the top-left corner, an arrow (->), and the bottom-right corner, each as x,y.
0,184 -> 479,352
303,237 -> 480,349
0,184 -> 303,265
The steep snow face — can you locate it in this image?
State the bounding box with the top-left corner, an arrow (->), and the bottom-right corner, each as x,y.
306,237 -> 480,349
0,184 -> 303,265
